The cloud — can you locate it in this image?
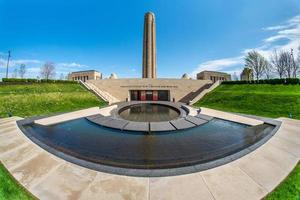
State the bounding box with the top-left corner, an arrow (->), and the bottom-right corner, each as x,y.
57,62 -> 88,68
0,58 -> 42,68
190,57 -> 243,78
191,14 -> 300,78
0,58 -> 90,79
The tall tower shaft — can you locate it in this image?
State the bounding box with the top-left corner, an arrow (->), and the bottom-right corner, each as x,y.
142,12 -> 157,78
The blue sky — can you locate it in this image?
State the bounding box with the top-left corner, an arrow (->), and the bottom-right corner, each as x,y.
0,0 -> 300,79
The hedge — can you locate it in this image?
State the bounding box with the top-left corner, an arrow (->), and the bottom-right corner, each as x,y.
222,78 -> 300,85
1,78 -> 77,84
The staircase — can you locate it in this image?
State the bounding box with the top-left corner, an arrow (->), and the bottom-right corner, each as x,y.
179,81 -> 221,105
79,80 -> 119,105
179,83 -> 212,104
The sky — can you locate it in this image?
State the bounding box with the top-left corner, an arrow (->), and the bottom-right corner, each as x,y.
0,0 -> 300,79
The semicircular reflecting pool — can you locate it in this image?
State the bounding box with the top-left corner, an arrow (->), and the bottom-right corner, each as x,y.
21,117 -> 275,172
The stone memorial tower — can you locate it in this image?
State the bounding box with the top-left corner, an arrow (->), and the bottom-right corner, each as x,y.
142,12 -> 157,78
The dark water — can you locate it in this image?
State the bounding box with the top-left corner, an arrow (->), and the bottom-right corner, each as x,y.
23,118 -> 274,169
119,104 -> 180,122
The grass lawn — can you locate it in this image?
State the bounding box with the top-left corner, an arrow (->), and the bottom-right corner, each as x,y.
0,83 -> 107,118
0,162 -> 36,200
195,84 -> 300,200
194,84 -> 300,120
265,163 -> 300,200
0,82 -> 106,199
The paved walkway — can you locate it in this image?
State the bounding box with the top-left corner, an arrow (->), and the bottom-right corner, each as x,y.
0,114 -> 300,200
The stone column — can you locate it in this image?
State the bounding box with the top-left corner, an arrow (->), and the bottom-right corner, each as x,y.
142,12 -> 157,78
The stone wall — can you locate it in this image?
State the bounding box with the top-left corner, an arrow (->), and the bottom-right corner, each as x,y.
68,71 -> 102,82
87,79 -> 211,102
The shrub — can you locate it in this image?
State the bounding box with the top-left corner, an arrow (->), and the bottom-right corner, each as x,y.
2,78 -> 77,84
26,78 -> 38,83
2,78 -> 27,82
222,78 -> 300,85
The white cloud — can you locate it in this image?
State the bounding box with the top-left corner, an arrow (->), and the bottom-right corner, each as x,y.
57,62 -> 88,68
191,15 -> 300,78
190,57 -> 243,78
0,58 -> 42,68
0,57 -> 90,79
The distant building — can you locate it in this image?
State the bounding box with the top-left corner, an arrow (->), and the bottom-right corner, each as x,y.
109,73 -> 118,79
240,67 -> 253,81
197,71 -> 231,82
181,73 -> 190,79
68,70 -> 102,82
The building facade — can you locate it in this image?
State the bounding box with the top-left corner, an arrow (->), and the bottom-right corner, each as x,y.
87,78 -> 211,102
68,70 -> 102,82
197,71 -> 231,82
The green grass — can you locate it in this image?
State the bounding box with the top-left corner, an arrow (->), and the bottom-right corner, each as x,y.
194,84 -> 300,120
0,83 -> 106,199
265,163 -> 300,200
195,84 -> 300,199
0,162 -> 36,200
0,83 -> 107,118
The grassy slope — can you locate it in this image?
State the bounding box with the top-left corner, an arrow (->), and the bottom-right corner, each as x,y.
194,84 -> 300,120
195,84 -> 300,199
0,83 -> 106,199
0,83 -> 107,118
0,163 -> 36,200
265,163 -> 300,200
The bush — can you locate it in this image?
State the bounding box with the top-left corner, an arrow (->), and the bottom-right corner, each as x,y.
2,78 -> 27,82
26,78 -> 38,83
222,78 -> 300,85
2,78 -> 76,84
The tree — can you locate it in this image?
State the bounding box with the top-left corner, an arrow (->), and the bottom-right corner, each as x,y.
59,73 -> 65,80
277,50 -> 297,78
291,47 -> 300,78
280,51 -> 293,78
19,64 -> 26,78
271,50 -> 286,78
12,68 -> 18,78
232,72 -> 239,81
40,62 -> 56,80
245,51 -> 268,80
264,63 -> 273,79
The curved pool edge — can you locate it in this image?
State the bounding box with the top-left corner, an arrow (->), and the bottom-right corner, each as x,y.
1,116 -> 300,200
16,113 -> 281,177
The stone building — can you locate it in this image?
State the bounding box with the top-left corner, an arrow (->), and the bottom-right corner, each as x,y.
240,67 -> 253,81
197,71 -> 231,82
68,70 -> 102,82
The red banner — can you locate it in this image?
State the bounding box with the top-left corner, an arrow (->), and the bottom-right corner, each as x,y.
140,90 -> 146,101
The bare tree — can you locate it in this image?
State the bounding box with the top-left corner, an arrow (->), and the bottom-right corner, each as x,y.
19,64 -> 26,78
264,63 -> 274,79
271,50 -> 286,78
59,73 -> 65,80
277,50 -> 297,78
291,47 -> 300,78
40,62 -> 56,80
231,72 -> 238,81
12,68 -> 18,78
245,51 -> 268,80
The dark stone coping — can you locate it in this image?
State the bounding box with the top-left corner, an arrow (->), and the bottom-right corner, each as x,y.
17,113 -> 282,177
150,121 -> 176,132
185,116 -> 208,126
85,102 -> 213,132
170,118 -> 195,130
196,113 -> 214,121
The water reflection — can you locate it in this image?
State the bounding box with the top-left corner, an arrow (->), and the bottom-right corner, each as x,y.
119,104 -> 180,122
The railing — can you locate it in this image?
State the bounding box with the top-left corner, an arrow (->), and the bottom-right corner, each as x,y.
80,80 -> 119,105
189,80 -> 221,105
